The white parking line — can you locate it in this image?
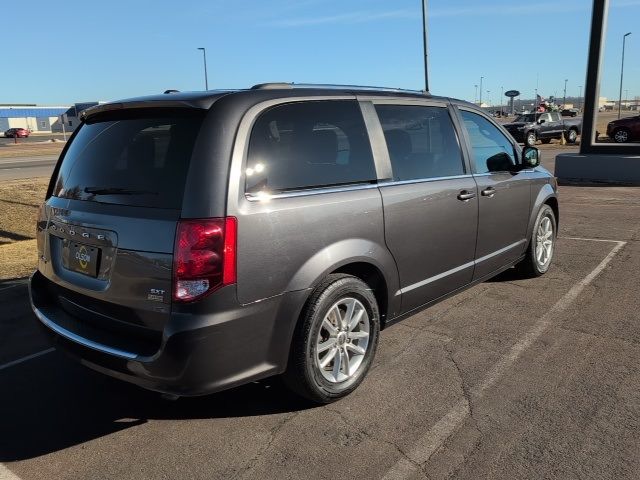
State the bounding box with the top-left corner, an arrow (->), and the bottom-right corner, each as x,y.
0,463 -> 22,480
0,348 -> 55,372
382,237 -> 627,480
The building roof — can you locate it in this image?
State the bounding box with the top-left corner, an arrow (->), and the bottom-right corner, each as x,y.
0,107 -> 68,118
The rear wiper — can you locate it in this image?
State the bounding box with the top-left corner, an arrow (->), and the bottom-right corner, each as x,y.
84,187 -> 158,196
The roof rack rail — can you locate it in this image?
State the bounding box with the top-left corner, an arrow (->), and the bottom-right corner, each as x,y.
250,82 -> 428,94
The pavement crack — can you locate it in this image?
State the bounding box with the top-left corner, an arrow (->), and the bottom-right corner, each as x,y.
325,406 -> 432,478
232,411 -> 298,480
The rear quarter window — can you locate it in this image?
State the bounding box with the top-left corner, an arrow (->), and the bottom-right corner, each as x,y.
245,100 -> 376,194
52,109 -> 204,209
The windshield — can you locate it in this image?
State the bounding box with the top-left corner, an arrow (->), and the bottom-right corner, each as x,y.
514,114 -> 537,123
52,109 -> 205,209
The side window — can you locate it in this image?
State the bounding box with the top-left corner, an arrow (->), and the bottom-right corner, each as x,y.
460,110 -> 516,174
246,101 -> 376,194
551,112 -> 562,122
375,105 -> 464,181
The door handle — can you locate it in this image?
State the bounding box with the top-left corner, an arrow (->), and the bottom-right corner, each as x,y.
481,187 -> 496,197
457,190 -> 476,201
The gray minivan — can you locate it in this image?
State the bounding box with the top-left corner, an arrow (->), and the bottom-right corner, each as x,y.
30,84 -> 558,403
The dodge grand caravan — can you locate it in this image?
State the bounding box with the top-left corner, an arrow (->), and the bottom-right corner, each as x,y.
30,84 -> 558,403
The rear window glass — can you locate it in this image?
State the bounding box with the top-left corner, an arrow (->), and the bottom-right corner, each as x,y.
52,109 -> 204,209
245,101 -> 376,194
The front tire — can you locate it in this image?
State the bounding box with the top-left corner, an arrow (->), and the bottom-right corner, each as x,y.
284,274 -> 380,403
515,204 -> 556,277
613,128 -> 631,143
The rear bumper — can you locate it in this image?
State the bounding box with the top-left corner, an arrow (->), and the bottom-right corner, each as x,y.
29,270 -> 309,396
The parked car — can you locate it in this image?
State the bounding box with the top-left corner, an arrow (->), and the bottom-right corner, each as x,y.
503,112 -> 582,146
561,108 -> 579,117
606,115 -> 640,143
30,85 -> 559,403
4,128 -> 30,138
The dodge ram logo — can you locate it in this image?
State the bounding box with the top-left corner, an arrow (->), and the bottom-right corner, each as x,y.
75,247 -> 91,269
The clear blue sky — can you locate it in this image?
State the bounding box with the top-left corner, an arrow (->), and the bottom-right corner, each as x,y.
3,0 -> 638,105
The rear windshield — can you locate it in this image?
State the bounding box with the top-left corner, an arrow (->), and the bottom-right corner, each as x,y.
52,109 -> 205,209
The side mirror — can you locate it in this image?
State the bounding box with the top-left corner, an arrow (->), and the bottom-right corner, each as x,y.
522,146 -> 540,168
538,119 -> 545,124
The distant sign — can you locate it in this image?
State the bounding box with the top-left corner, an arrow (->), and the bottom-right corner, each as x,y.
504,90 -> 520,97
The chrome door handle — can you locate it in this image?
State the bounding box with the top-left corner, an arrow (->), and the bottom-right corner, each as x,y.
457,190 -> 476,201
481,187 -> 496,197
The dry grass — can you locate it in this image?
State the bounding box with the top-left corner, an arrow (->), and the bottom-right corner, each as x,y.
0,142 -> 64,158
0,239 -> 37,279
0,178 -> 48,279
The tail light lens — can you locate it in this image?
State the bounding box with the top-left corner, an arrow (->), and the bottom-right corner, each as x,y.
173,217 -> 237,302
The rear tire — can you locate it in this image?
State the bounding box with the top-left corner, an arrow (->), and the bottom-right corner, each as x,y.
283,274 -> 380,403
525,131 -> 537,147
565,128 -> 578,143
515,205 -> 556,278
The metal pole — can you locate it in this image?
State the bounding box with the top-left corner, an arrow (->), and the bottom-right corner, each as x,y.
198,47 -> 209,90
474,84 -> 478,104
479,76 -> 483,106
500,86 -> 503,112
563,79 -> 568,107
421,0 -> 429,92
61,115 -> 67,141
618,32 -> 631,119
578,85 -> 583,110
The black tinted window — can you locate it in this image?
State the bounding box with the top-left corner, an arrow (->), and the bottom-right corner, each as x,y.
460,110 -> 516,173
246,101 -> 376,193
52,109 -> 204,209
375,105 -> 464,181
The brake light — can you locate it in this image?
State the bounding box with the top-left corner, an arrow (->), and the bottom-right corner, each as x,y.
173,217 -> 237,302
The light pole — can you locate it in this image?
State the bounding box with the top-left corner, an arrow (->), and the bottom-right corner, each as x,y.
197,47 -> 209,90
563,79 -> 568,108
474,84 -> 478,104
479,76 -> 484,106
421,0 -> 429,92
578,85 -> 583,110
618,32 -> 632,119
486,90 -> 491,107
500,86 -> 503,112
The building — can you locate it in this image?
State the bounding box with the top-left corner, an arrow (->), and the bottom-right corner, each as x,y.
0,102 -> 102,133
0,105 -> 68,133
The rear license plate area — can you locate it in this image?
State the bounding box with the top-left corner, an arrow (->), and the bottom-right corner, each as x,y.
64,241 -> 100,277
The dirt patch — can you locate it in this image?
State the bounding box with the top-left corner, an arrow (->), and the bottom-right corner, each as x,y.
0,178 -> 48,278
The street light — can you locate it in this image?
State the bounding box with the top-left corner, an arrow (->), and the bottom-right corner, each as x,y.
479,76 -> 484,106
421,0 -> 429,92
197,47 -> 209,90
618,32 -> 632,119
563,79 -> 568,108
474,84 -> 478,104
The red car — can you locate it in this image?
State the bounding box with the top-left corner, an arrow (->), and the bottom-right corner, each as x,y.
4,128 -> 30,138
606,115 -> 640,143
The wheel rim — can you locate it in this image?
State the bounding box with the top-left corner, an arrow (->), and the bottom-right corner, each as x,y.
535,216 -> 554,267
569,131 -> 576,142
614,130 -> 628,143
315,297 -> 370,383
528,133 -> 535,145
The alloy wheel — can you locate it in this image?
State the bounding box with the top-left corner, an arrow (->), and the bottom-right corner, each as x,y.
535,216 -> 554,267
315,297 -> 370,383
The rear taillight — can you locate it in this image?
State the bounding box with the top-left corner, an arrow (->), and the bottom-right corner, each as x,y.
173,217 -> 237,302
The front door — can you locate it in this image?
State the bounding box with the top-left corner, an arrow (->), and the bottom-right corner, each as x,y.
374,102 -> 478,314
457,108 -> 531,279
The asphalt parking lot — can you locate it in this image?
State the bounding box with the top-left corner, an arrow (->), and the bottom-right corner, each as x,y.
1,151 -> 639,480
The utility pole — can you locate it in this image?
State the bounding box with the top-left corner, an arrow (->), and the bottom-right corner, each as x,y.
474,84 -> 478,104
421,0 -> 429,92
618,32 -> 632,119
563,78 -> 568,107
479,76 -> 483,106
197,47 -> 209,90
